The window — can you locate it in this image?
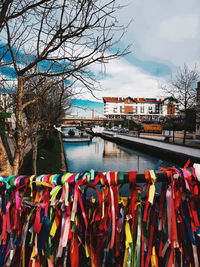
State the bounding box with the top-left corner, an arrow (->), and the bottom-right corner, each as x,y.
140,107 -> 144,113
134,107 -> 138,114
148,106 -> 152,114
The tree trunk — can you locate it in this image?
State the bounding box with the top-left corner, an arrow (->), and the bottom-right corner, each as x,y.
13,75 -> 25,174
0,124 -> 13,165
0,140 -> 12,176
0,0 -> 13,29
31,135 -> 38,175
183,129 -> 187,145
183,117 -> 187,145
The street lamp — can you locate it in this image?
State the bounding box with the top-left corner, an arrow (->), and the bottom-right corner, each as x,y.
127,115 -> 131,131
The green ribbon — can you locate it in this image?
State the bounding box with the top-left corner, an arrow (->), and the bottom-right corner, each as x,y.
119,172 -> 125,184
0,176 -> 12,189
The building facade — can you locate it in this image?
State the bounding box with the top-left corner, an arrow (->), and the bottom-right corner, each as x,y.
103,97 -> 177,120
0,92 -> 15,130
196,82 -> 200,139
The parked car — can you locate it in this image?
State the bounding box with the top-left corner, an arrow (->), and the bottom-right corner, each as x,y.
118,128 -> 129,133
111,126 -> 119,132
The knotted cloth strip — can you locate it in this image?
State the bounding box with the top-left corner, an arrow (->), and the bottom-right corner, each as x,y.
0,165 -> 199,266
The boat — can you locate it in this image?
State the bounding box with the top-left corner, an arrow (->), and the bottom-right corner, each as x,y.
62,127 -> 93,143
63,136 -> 92,143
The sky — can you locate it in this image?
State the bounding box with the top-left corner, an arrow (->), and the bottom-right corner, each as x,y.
71,0 -> 200,117
1,0 -> 200,117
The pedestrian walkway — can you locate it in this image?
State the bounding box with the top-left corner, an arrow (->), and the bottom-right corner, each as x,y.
139,133 -> 200,148
117,134 -> 200,159
102,130 -> 200,162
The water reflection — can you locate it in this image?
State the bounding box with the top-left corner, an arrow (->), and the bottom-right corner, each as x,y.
63,136 -> 172,173
103,141 -> 130,158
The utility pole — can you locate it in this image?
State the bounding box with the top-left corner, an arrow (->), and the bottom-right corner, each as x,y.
128,117 -> 129,130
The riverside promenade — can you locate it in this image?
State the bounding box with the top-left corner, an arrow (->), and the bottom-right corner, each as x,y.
101,131 -> 200,165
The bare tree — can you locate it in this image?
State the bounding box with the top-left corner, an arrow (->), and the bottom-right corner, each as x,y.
23,77 -> 72,174
0,80 -> 14,167
162,64 -> 199,144
0,0 -> 129,174
0,0 -> 52,30
0,1 -> 52,66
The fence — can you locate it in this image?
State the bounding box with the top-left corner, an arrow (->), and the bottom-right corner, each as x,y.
0,162 -> 200,266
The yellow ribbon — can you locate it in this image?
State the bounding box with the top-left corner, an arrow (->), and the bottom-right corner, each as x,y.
50,218 -> 57,238
125,221 -> 133,248
151,246 -> 158,267
148,170 -> 157,204
50,185 -> 62,202
85,242 -> 90,258
61,173 -> 73,184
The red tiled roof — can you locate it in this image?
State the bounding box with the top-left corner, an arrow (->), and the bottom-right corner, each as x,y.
103,97 -> 162,103
103,97 -> 123,102
134,98 -> 162,103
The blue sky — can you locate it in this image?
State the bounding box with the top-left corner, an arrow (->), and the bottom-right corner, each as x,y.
70,99 -> 104,118
1,0 -> 200,117
72,0 -> 200,117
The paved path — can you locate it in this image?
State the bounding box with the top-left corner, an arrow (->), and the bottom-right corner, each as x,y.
120,135 -> 200,158
139,133 -> 200,148
103,131 -> 200,160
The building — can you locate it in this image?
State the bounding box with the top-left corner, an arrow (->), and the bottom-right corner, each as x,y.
103,96 -> 178,121
196,82 -> 200,139
0,92 -> 15,130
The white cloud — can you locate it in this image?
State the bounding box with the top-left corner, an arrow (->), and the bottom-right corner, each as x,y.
159,15 -> 199,42
116,0 -> 200,66
79,57 -> 165,101
69,0 -> 200,116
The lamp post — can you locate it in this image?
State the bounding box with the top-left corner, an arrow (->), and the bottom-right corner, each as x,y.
127,115 -> 131,131
128,116 -> 129,131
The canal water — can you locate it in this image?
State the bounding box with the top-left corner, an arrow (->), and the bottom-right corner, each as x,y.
63,136 -> 174,173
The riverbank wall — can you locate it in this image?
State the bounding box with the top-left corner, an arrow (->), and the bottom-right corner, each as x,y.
100,131 -> 200,166
59,132 -> 68,172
